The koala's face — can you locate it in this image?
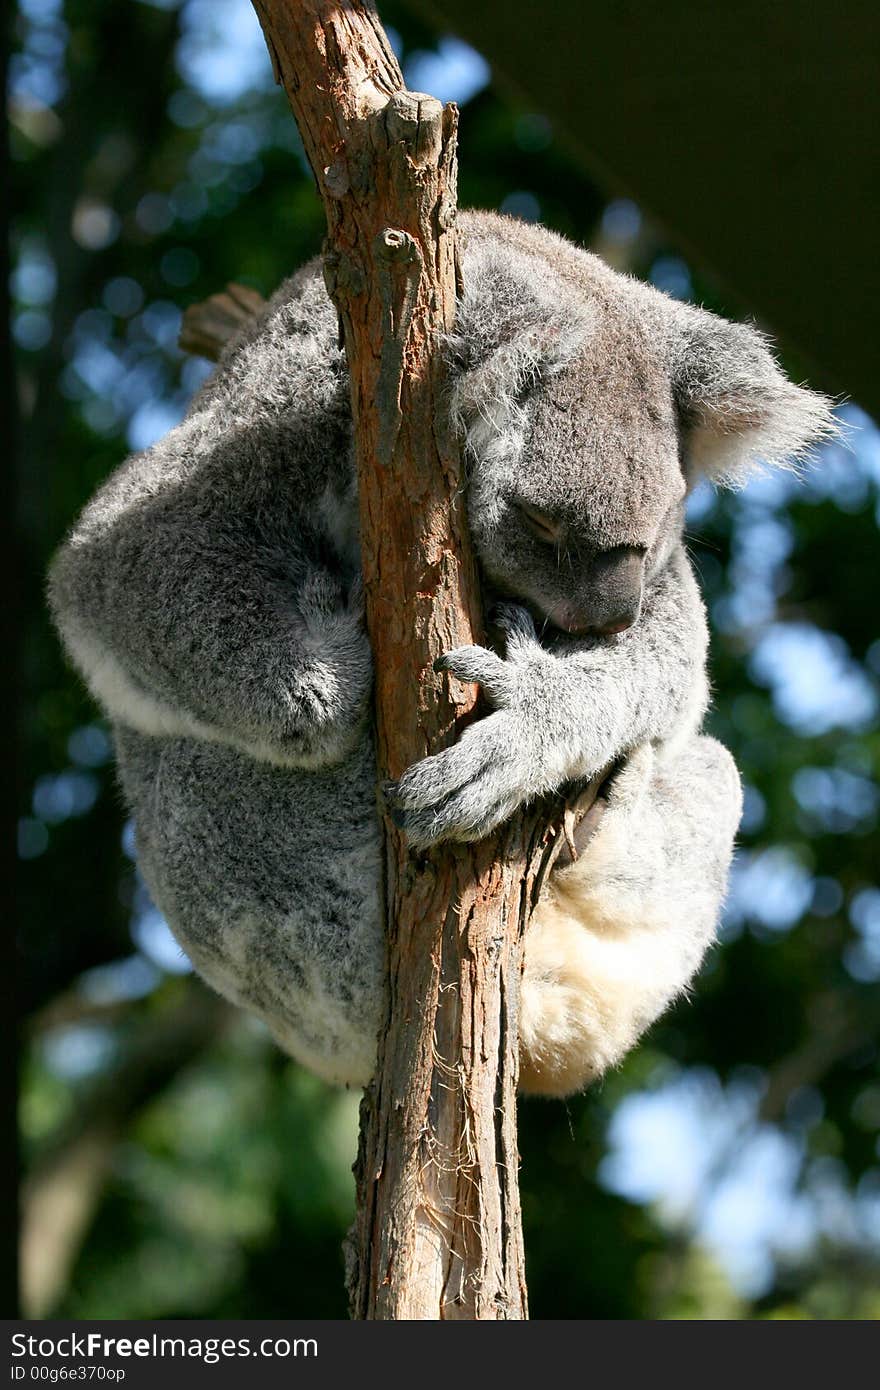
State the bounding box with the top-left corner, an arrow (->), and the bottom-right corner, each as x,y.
466,336 -> 686,637
452,212 -> 833,640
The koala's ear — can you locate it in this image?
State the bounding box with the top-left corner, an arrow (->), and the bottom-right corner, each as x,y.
446,241 -> 590,437
672,310 -> 837,487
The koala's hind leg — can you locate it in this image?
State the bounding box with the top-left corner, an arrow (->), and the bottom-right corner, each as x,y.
519,736 -> 742,1097
115,726 -> 387,1089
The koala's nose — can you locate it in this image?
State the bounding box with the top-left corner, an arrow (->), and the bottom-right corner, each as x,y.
596,606 -> 639,636
552,600 -> 638,636
553,602 -> 596,635
584,546 -> 646,636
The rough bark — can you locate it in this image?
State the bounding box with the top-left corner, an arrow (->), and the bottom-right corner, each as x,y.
248,0 -> 602,1320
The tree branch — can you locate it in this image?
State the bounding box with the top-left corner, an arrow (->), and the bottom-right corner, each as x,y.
249,0 -> 602,1319
178,283 -> 267,362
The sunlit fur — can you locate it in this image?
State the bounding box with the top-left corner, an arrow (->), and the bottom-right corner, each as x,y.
48,213 -> 832,1095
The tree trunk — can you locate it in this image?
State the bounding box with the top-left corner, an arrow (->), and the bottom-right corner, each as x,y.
249,0 -> 600,1320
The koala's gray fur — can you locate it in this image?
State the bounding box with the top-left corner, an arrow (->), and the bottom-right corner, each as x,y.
49,212 -> 833,1095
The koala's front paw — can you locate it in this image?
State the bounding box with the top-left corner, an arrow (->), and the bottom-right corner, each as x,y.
385,604 -> 576,848
384,710 -> 532,848
263,566 -> 373,763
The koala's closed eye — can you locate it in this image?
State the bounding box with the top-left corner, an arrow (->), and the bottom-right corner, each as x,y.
517,501 -> 560,543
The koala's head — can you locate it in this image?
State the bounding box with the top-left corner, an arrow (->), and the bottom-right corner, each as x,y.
449,214 -> 835,637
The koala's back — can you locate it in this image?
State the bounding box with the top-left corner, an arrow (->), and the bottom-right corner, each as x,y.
116,726 -> 385,1085
173,253 -> 360,568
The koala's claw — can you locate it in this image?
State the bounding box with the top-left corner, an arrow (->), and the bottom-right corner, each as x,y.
434,605 -> 542,707
435,644 -> 510,703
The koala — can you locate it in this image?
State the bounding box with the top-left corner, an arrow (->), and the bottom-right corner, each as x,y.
48,211 -> 833,1096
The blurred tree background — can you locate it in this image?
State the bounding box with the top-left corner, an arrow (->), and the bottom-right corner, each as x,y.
11,0 -> 880,1320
